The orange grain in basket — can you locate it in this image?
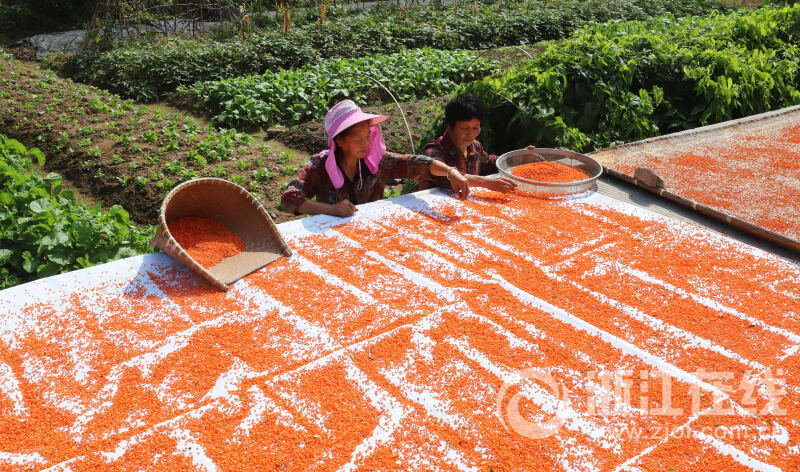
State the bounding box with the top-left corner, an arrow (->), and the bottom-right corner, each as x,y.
169,217 -> 245,268
511,161 -> 590,182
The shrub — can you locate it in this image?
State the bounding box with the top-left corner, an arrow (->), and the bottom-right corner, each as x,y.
0,134 -> 155,289
457,5 -> 800,154
186,48 -> 496,129
59,35 -> 317,102
54,0 -> 730,101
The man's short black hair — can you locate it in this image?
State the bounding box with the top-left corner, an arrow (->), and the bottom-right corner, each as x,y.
444,93 -> 484,127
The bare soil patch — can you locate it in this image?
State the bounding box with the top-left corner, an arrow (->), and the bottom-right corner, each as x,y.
4,42 -> 37,61
0,57 -> 307,225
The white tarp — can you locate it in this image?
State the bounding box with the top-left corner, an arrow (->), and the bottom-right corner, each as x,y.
1,188 -> 798,471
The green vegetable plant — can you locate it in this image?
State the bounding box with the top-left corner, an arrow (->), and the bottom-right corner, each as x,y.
0,134 -> 155,289
186,48 -> 496,130
52,0 -> 728,101
458,5 -> 800,154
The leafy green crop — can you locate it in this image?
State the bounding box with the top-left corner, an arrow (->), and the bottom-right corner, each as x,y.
185,48 -> 496,130
0,134 -> 155,289
53,34 -> 317,102
50,0 -> 729,101
455,5 -> 800,154
0,52 -> 290,218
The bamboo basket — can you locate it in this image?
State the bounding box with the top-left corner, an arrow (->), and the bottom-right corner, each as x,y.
150,178 -> 292,291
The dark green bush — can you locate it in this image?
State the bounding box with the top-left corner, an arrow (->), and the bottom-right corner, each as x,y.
457,5 -> 800,154
59,35 -> 317,102
55,0 -> 730,101
185,48 -> 496,129
0,135 -> 155,289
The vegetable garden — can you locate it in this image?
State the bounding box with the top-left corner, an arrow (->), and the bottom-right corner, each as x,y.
0,52 -> 298,224
182,48 -> 497,129
46,0 -> 730,101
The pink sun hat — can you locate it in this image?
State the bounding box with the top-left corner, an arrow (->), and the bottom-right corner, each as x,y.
322,100 -> 389,188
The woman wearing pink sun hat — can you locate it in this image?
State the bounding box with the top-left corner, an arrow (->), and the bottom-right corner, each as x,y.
281,100 -> 470,217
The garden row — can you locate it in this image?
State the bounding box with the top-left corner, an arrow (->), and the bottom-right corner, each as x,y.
182,48 -> 496,130
47,0 -> 730,101
0,53 -> 304,226
0,133 -> 154,289
457,4 -> 800,154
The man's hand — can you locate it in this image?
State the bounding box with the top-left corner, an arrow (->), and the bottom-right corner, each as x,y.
447,168 -> 470,200
330,199 -> 357,217
481,175 -> 518,192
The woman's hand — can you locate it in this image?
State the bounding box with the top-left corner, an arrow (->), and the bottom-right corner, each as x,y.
447,167 -> 470,200
480,175 -> 518,192
330,199 -> 357,217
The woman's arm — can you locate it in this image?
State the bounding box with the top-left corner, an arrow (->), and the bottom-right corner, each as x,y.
381,153 -> 471,200
422,144 -> 516,193
429,159 -> 471,200
468,141 -> 528,192
296,199 -> 357,217
283,155 -> 359,217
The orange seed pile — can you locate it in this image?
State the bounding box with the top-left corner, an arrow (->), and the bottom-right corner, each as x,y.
510,161 -> 590,182
169,217 -> 245,268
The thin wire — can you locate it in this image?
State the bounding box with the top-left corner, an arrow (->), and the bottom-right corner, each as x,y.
303,73 -> 414,154
512,45 -> 535,60
360,73 -> 415,154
